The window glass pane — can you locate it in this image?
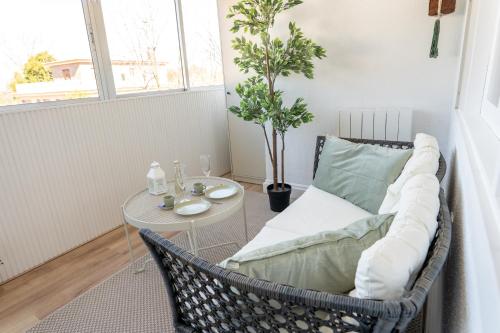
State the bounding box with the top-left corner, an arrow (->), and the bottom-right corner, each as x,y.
101,0 -> 184,94
0,0 -> 98,107
486,33 -> 500,107
182,0 -> 224,87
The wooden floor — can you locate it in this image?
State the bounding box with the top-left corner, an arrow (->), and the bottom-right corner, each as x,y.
0,177 -> 262,333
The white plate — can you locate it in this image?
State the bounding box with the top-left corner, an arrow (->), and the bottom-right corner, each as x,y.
174,198 -> 211,216
205,184 -> 238,199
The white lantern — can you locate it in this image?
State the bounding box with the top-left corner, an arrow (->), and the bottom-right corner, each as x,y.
147,161 -> 167,195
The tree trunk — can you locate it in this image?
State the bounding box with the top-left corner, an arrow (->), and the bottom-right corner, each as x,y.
281,134 -> 285,190
272,128 -> 278,190
262,125 -> 273,164
264,39 -> 278,191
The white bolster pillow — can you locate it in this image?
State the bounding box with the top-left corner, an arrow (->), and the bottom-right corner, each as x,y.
379,133 -> 440,214
355,174 -> 440,300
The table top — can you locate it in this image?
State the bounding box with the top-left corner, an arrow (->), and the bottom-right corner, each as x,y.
122,176 -> 245,232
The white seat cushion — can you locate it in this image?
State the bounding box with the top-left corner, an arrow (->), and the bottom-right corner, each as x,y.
235,225 -> 302,256
266,185 -> 373,235
234,185 -> 372,257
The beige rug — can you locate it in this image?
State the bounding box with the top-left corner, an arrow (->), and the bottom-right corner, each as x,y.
27,191 -> 277,333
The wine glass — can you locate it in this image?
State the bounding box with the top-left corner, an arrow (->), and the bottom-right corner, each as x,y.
200,154 -> 211,177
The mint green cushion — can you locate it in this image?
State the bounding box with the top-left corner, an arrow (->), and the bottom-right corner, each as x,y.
220,214 -> 394,294
313,137 -> 412,213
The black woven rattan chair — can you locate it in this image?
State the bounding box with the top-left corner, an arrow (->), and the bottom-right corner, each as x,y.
140,136 -> 451,333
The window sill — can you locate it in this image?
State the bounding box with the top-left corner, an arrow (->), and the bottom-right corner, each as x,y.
0,97 -> 101,115
0,85 -> 225,115
114,85 -> 224,100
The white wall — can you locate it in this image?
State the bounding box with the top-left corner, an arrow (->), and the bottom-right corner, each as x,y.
219,0 -> 466,187
0,88 -> 230,282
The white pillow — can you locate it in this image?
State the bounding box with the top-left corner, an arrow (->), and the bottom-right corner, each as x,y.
379,133 -> 440,214
355,173 -> 440,300
414,132 -> 439,151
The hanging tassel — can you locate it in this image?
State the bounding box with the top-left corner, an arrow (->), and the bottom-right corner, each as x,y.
430,0 -> 442,58
429,18 -> 440,58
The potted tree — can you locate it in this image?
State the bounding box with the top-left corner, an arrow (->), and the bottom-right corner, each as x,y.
227,0 -> 326,212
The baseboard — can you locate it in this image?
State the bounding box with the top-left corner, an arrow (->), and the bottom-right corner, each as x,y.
262,179 -> 309,199
233,174 -> 265,184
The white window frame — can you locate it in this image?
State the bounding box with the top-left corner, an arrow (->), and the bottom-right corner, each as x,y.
0,0 -> 224,112
82,0 -> 116,100
175,0 -> 190,91
481,5 -> 500,139
456,0 -> 500,200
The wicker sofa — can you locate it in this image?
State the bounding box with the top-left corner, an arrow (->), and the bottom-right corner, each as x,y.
140,136 -> 452,333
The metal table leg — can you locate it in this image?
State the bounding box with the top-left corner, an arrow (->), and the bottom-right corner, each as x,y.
187,223 -> 198,256
122,220 -> 134,262
122,207 -> 151,274
243,196 -> 249,243
191,222 -> 199,256
134,258 -> 153,273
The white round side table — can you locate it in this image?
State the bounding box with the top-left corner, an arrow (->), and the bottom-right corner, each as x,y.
121,176 -> 248,272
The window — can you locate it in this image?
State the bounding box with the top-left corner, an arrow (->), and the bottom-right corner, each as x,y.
0,0 -> 224,109
101,0 -> 184,95
0,0 -> 98,107
182,0 -> 224,87
62,69 -> 72,80
481,7 -> 500,138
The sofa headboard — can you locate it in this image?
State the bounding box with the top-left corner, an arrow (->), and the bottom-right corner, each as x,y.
336,108 -> 413,142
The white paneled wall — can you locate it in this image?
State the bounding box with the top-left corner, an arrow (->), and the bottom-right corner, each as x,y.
0,88 -> 230,283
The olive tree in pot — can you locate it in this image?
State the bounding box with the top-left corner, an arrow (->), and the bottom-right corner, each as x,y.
227,0 -> 326,212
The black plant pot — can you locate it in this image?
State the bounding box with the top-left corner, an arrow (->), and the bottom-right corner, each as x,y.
266,183 -> 292,212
